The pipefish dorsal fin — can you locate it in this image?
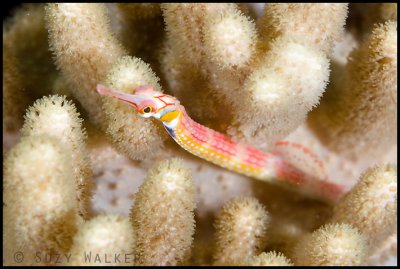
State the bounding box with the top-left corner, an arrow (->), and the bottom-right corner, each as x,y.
272,140 -> 328,182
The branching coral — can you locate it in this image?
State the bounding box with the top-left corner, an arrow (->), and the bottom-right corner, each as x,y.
213,197 -> 269,265
45,3 -> 126,126
3,3 -> 57,100
309,21 -> 397,161
130,158 -> 196,265
258,4 -> 348,54
160,3 -> 238,127
161,4 -> 236,68
2,42 -> 29,132
228,37 -> 330,149
367,232 -> 397,265
2,3 -> 398,266
202,8 -> 257,69
20,95 -> 93,219
293,223 -> 367,265
331,164 -> 397,252
224,4 -> 348,149
381,3 -> 397,21
160,4 -> 348,149
241,251 -> 293,266
3,135 -> 79,265
66,214 -> 134,265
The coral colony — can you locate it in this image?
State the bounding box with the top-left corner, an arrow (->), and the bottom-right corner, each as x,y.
3,3 -> 397,266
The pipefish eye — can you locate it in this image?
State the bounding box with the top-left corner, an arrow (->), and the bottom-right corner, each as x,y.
143,106 -> 152,113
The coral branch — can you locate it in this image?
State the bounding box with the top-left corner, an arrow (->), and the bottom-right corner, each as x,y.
203,8 -> 257,69
331,164 -> 397,251
45,3 -> 126,126
293,223 -> 367,265
3,135 -> 79,265
213,197 -> 269,265
227,37 -> 330,149
161,4 -> 235,67
66,214 -> 134,265
3,3 -> 57,100
20,95 -> 93,219
218,4 -> 348,149
159,38 -> 227,127
367,233 -> 397,265
130,158 -> 196,265
381,3 -> 397,21
2,43 -> 29,132
258,3 -> 348,54
101,56 -> 168,161
201,7 -> 258,131
241,251 -> 293,266
309,21 -> 397,161
160,4 -> 237,126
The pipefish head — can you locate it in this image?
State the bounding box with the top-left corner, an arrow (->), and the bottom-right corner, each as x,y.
96,84 -> 182,124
